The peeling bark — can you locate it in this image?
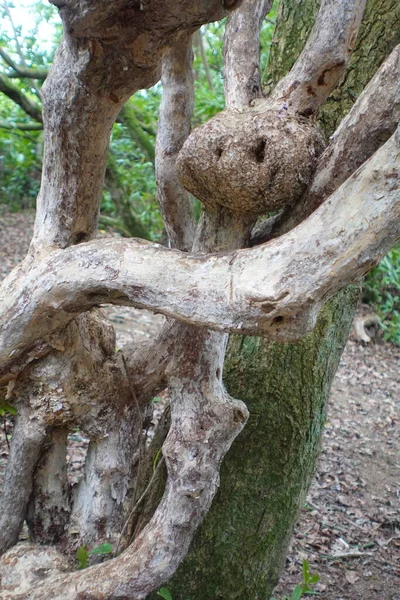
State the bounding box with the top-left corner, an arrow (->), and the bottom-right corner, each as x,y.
0,403 -> 47,554
26,429 -> 70,545
224,0 -> 273,109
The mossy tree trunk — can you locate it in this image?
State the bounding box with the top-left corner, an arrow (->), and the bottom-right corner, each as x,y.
160,1 -> 400,599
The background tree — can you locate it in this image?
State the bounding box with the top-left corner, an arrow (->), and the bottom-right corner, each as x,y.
0,1 -> 399,600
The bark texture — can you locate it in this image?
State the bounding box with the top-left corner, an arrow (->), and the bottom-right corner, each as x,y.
162,286 -> 360,600
0,0 -> 399,598
162,1 -> 400,598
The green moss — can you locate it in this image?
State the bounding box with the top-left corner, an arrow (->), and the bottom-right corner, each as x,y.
149,0 -> 400,597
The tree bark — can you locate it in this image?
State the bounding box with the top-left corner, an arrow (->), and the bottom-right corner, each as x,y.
163,1 -> 400,598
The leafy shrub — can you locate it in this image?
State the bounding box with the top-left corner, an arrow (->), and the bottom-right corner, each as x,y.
363,244 -> 400,345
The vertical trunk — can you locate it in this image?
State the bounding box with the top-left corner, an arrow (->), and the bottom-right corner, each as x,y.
162,1 -> 400,598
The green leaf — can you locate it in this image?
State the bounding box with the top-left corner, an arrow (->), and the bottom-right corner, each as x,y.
157,588 -> 173,600
290,584 -> 304,600
308,574 -> 320,584
0,402 -> 17,416
88,543 -> 113,556
302,559 -> 310,582
76,546 -> 89,569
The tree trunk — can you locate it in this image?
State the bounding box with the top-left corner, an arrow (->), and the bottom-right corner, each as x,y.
161,1 -> 400,598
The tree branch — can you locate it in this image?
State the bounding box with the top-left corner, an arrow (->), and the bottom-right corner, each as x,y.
1,126 -> 399,377
224,0 -> 273,108
155,33 -> 196,251
0,73 -> 43,122
270,0 -> 367,116
252,44 -> 400,243
0,47 -> 48,80
0,403 -> 47,555
0,119 -> 43,130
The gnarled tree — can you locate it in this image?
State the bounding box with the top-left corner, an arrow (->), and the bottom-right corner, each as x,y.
0,0 -> 399,599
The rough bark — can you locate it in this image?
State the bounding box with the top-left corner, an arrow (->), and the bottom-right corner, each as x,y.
163,285 -> 360,600
165,1 -> 400,598
224,0 -> 273,109
155,34 -> 196,251
1,132 -> 398,379
0,0 -> 399,598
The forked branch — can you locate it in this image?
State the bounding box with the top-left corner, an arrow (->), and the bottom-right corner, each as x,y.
1,125 -> 398,377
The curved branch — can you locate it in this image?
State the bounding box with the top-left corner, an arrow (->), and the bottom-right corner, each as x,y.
0,73 -> 43,122
0,48 -> 48,80
1,126 -> 399,377
271,0 -> 367,116
253,44 -> 400,243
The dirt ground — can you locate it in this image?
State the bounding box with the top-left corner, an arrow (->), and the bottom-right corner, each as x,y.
0,209 -> 399,600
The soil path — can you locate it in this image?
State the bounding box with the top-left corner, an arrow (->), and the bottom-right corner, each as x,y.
0,210 -> 399,600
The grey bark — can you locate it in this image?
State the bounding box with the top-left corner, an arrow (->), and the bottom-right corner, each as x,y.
166,2 -> 400,598
0,0 -> 399,598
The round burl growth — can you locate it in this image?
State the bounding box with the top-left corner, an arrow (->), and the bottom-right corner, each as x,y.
177,108 -> 325,214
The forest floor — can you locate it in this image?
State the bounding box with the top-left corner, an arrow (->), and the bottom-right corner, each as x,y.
0,209 -> 399,600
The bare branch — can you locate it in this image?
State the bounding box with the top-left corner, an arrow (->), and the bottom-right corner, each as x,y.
156,33 -> 196,251
303,44 -> 400,215
0,119 -> 43,130
274,44 -> 400,236
1,126 -> 399,376
271,0 -> 367,116
224,0 -> 273,108
0,47 -> 48,80
0,73 -> 43,122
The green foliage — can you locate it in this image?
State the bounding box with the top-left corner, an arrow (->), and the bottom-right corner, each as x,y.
76,546 -> 89,570
156,588 -> 190,600
364,244 -> 400,345
76,543 -> 113,569
0,400 -> 17,416
272,560 -> 320,600
157,588 -> 173,600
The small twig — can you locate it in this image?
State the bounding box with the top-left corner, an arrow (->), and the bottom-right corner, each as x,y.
324,551 -> 375,560
2,416 -> 10,451
114,455 -> 165,557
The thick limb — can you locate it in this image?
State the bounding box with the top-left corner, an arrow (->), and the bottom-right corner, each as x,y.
270,0 -> 367,116
1,127 -> 399,376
